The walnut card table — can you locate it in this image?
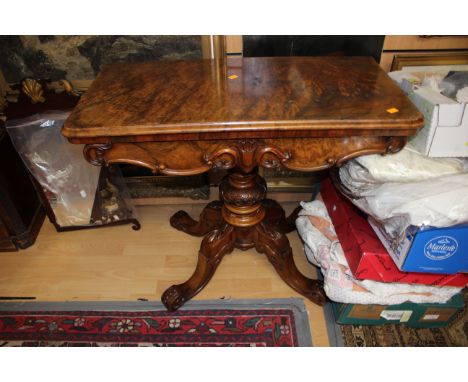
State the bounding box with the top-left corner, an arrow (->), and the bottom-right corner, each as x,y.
62,57 -> 423,311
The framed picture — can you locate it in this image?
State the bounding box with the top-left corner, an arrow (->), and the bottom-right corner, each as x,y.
390,52 -> 468,71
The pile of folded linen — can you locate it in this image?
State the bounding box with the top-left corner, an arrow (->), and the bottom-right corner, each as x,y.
296,146 -> 468,327
338,145 -> 468,255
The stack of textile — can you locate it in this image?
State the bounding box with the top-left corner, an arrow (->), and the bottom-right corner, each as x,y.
296,145 -> 468,327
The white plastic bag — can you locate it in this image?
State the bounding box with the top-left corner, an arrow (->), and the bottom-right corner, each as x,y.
6,111 -> 100,226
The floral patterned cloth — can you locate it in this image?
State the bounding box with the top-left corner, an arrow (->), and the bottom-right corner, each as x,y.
0,309 -> 299,347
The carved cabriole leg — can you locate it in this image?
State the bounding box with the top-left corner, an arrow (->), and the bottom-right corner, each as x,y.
262,199 -> 302,234
255,222 -> 327,306
170,201 -> 223,237
161,223 -> 235,311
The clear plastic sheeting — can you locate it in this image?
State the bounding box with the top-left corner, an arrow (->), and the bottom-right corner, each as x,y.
338,145 -> 468,246
7,111 -> 101,227
296,199 -> 462,305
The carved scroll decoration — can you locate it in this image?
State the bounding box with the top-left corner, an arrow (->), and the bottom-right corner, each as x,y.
58,79 -> 81,97
82,136 -> 407,175
204,139 -> 292,173
83,143 -> 113,166
83,139 -> 291,175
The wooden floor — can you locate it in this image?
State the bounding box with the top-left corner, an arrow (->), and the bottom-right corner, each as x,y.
0,201 -> 330,346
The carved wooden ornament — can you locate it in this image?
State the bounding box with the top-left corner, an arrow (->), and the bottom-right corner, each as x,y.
83,136 -> 407,176
21,79 -> 45,104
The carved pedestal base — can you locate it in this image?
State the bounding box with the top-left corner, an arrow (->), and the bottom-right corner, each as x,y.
82,137 -> 407,311
162,169 -> 326,311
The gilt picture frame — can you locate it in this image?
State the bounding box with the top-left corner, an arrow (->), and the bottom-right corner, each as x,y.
390,52 -> 468,71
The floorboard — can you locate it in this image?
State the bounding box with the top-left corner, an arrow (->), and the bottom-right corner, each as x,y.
0,201 -> 330,346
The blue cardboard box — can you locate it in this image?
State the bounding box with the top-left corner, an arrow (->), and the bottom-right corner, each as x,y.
369,219 -> 468,274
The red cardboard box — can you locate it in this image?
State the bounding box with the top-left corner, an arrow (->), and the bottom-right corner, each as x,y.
320,177 -> 468,288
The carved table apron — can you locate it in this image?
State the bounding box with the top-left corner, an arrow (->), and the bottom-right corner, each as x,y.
62,57 -> 424,311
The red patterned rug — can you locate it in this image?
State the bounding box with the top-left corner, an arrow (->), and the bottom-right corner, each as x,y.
0,299 -> 311,347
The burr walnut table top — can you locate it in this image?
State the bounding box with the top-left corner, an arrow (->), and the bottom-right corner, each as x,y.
62,56 -> 423,142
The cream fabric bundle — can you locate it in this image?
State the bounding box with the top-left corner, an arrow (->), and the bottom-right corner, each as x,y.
296,199 -> 462,305
339,146 -> 468,242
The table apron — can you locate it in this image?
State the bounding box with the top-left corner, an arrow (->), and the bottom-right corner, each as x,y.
82,136 -> 406,175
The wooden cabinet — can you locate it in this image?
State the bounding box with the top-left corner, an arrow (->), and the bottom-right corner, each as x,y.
0,127 -> 45,251
0,220 -> 17,251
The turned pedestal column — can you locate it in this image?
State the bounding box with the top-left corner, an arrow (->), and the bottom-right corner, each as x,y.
162,164 -> 326,311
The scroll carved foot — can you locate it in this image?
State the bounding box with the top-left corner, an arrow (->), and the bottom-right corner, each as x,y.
255,222 -> 327,306
130,219 -> 141,231
161,223 -> 236,311
263,199 -> 301,233
170,201 -> 223,237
